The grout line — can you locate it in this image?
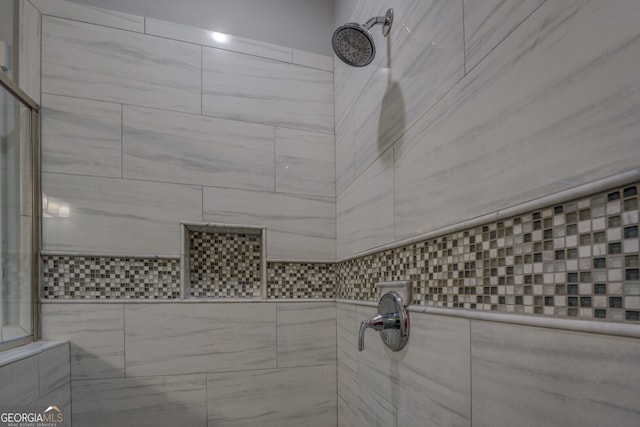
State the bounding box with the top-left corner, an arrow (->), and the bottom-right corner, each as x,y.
40,13 -> 145,35
469,319 -> 473,427
273,127 -> 277,192
120,104 -> 123,178
462,0 -> 467,75
122,303 -> 126,378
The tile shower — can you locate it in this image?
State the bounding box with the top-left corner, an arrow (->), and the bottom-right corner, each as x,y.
2,0 -> 639,427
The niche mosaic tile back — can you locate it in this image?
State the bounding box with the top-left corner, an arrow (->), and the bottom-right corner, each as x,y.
42,256 -> 180,299
189,230 -> 262,298
337,183 -> 640,323
267,262 -> 336,298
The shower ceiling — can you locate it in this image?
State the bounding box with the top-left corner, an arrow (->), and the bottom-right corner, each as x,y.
68,0 -> 335,55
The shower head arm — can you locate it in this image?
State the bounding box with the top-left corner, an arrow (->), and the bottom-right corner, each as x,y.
364,8 -> 394,37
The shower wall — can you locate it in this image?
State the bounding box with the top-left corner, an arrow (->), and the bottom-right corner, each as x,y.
29,1 -> 337,426
334,0 -> 640,426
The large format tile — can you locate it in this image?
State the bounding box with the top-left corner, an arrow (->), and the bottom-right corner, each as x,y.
124,303 -> 276,376
42,94 -> 122,178
394,0 -> 640,240
335,109 -> 356,196
38,343 -> 70,396
145,18 -> 292,62
73,374 -> 206,427
356,307 -> 471,427
338,366 -> 396,427
31,0 -> 144,32
276,302 -> 336,368
464,0 -> 544,71
42,16 -> 200,114
353,0 -> 464,176
41,304 -> 124,380
0,356 -> 39,405
42,173 -> 202,256
19,0 -> 41,103
471,320 -> 640,427
123,106 -> 275,191
30,382 -> 71,422
207,365 -> 336,427
275,128 -> 335,197
203,187 -> 335,260
292,49 -> 333,71
202,47 -> 334,134
337,149 -> 394,259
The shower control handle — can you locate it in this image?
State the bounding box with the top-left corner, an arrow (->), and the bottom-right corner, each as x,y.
358,312 -> 400,351
358,291 -> 409,352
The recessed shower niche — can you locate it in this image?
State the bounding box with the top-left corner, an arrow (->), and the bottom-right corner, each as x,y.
181,223 -> 267,299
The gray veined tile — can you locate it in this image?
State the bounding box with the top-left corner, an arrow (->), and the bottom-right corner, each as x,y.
338,365 -> 396,427
356,307 -> 471,427
275,127 -> 335,198
292,49 -> 333,71
202,187 -> 335,261
464,0 -> 545,72
353,0 -> 464,176
337,148 -> 394,259
276,302 -> 336,368
42,94 -> 122,178
335,109 -> 356,196
19,0 -> 41,103
123,105 -> 275,191
30,0 -> 144,32
42,16 -> 201,114
124,303 -> 277,376
41,304 -> 125,380
207,365 -> 336,427
145,18 -> 293,62
42,173 -> 202,256
394,0 -> 640,241
72,374 -> 207,427
38,343 -> 71,397
471,320 -> 640,427
202,47 -> 334,134
0,356 -> 39,405
30,382 -> 71,423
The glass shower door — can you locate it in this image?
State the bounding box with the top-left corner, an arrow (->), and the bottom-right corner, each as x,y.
0,80 -> 36,348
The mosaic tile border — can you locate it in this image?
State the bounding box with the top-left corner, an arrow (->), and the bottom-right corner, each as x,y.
42,256 -> 180,300
267,262 -> 336,299
189,230 -> 262,298
336,183 -> 640,323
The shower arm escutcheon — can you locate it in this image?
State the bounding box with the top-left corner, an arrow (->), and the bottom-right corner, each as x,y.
358,291 -> 409,352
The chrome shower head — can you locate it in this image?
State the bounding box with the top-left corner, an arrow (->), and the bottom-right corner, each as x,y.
332,8 -> 393,67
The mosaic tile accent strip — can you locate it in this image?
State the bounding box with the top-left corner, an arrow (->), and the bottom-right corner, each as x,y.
42,256 -> 180,299
336,183 -> 640,323
267,262 -> 336,299
189,230 -> 262,298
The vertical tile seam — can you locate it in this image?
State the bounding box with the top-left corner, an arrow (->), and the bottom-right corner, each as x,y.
122,303 -> 126,378
469,318 -> 473,427
462,0 -> 467,75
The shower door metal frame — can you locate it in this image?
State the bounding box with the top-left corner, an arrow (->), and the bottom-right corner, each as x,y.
0,69 -> 41,352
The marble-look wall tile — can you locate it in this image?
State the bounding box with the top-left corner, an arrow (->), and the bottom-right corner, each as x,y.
42,16 -> 201,114
337,149 -> 394,259
463,0 -> 544,72
0,356 -> 39,405
41,304 -> 124,380
394,0 -> 640,241
338,366 -> 396,427
356,306 -> 471,427
145,18 -> 292,63
471,320 -> 640,427
353,0 -> 464,176
124,303 -> 276,376
42,173 -> 202,256
30,382 -> 71,424
123,105 -> 275,191
203,187 -> 335,260
41,94 -> 122,178
72,374 -> 206,427
335,109 -> 356,196
202,47 -> 334,134
31,0 -> 144,32
292,49 -> 333,71
276,302 -> 336,368
207,365 -> 336,427
336,303 -> 358,377
19,0 -> 41,103
275,127 -> 335,198
38,343 -> 70,396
